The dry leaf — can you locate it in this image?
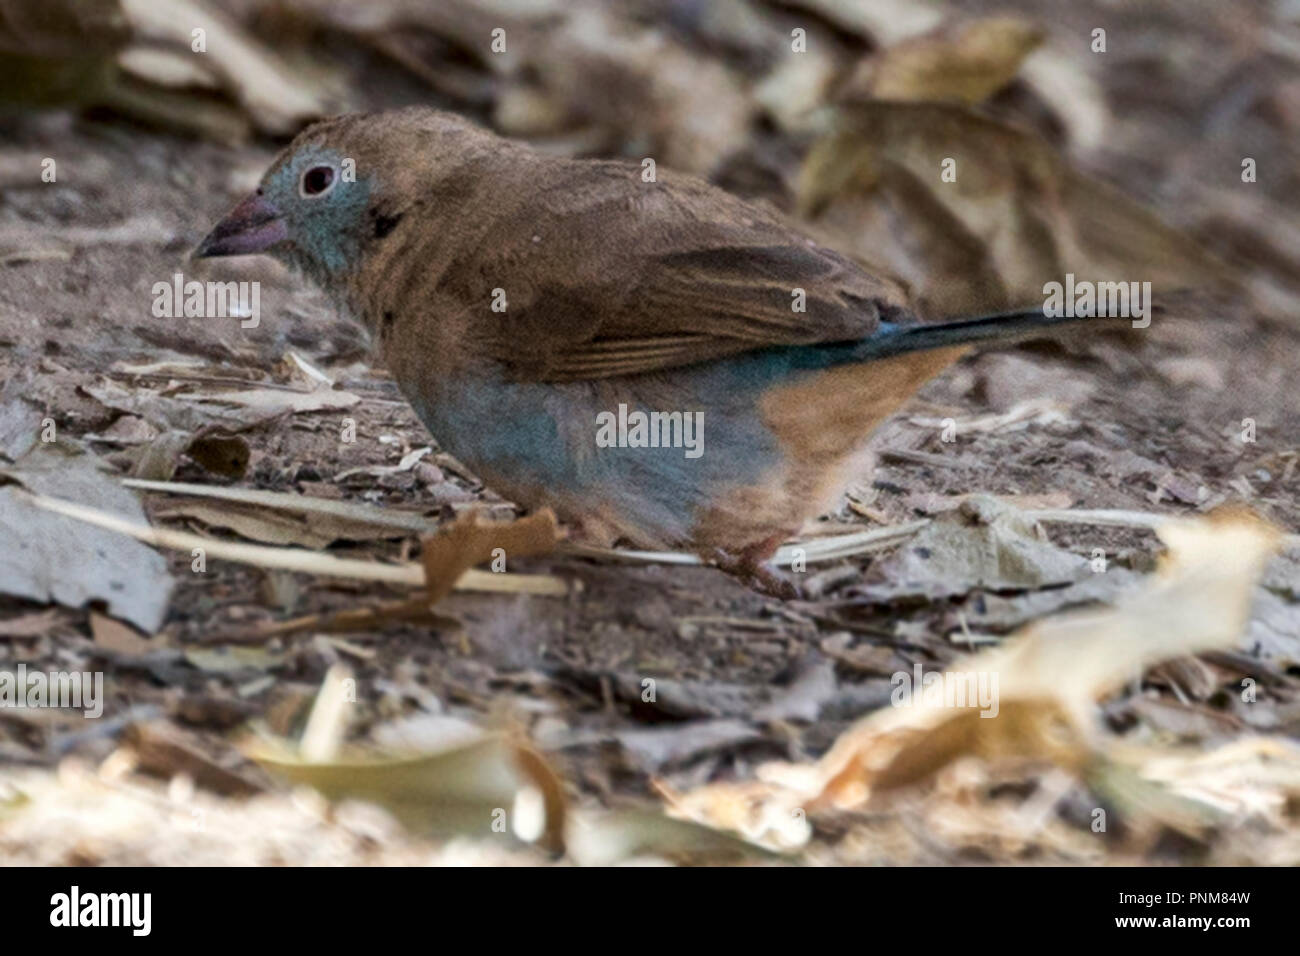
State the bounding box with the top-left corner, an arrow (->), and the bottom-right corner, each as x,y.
860,495 -> 1089,601
844,16 -> 1045,105
90,611 -> 153,655
150,499 -> 405,550
0,608 -> 61,639
182,384 -> 361,417
799,101 -> 1231,317
246,717 -> 567,853
184,432 -> 250,479
183,645 -> 285,674
119,0 -> 329,135
0,445 -> 173,632
566,806 -> 781,866
125,720 -> 267,796
125,478 -> 436,536
420,508 -> 561,603
85,379 -> 361,434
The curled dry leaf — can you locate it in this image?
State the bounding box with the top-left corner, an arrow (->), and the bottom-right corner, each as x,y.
129,429 -> 251,482
245,717 -> 567,853
183,431 -> 250,479
420,508 -> 561,603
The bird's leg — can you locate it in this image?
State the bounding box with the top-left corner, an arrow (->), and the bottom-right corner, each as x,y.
709,534 -> 801,600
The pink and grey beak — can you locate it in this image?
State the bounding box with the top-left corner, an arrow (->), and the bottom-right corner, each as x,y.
194,192 -> 288,258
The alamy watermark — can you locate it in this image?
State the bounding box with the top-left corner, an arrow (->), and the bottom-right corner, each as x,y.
595,403 -> 704,459
152,272 -> 259,328
1042,273 -> 1153,328
891,663 -> 999,718
50,886 -> 150,936
0,665 -> 103,718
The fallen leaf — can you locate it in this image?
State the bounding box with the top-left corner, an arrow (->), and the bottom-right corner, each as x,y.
0,444 -> 173,632
150,499 -> 404,549
799,101 -> 1232,317
860,495 -> 1090,601
90,611 -> 153,655
125,721 -> 267,796
118,0 -> 330,134
246,716 -> 567,852
615,719 -> 762,774
183,431 -> 250,479
566,805 -> 783,866
125,478 -> 435,535
84,379 -> 360,433
0,608 -> 62,639
183,645 -> 285,674
843,16 -> 1044,105
420,508 -> 561,603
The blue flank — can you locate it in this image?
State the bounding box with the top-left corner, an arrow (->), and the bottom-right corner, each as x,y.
411,312 -> 1068,536
409,357 -> 801,536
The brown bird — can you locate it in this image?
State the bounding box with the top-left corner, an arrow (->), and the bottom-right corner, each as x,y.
196,107 -> 1101,595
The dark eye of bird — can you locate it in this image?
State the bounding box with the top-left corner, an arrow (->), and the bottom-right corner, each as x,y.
301,165 -> 335,197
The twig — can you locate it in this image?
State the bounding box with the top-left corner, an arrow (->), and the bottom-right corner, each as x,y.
19,491 -> 567,596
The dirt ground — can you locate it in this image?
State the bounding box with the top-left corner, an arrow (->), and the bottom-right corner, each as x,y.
0,0 -> 1298,865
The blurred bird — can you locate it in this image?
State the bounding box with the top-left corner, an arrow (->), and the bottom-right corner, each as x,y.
196,107 -> 1104,596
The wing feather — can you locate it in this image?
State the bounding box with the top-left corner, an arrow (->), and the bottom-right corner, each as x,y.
463,162 -> 914,381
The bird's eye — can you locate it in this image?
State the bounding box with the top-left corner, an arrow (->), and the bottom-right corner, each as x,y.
299,165 -> 336,198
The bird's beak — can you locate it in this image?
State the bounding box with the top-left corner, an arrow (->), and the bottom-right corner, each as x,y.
194,193 -> 288,258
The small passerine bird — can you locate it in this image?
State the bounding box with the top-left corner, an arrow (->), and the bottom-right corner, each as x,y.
196,107 -> 1096,595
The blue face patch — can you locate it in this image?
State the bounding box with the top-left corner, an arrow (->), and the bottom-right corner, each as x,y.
264,144 -> 373,277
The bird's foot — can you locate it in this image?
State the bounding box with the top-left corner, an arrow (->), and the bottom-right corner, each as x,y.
710,545 -> 801,601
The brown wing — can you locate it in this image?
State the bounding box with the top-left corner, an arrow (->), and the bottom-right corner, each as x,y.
461,162 -> 913,382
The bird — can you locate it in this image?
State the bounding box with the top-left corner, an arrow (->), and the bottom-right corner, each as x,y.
196,106 -> 1107,597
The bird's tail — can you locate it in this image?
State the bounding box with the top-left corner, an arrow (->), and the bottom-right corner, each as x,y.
852,307 -> 1142,362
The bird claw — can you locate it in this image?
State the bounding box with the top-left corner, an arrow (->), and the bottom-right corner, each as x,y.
710,548 -> 802,600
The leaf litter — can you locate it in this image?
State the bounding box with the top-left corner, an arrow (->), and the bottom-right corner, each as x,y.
0,0 -> 1297,866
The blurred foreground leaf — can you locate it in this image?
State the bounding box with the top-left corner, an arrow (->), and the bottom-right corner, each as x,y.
668,510 -> 1281,849
247,715 -> 567,854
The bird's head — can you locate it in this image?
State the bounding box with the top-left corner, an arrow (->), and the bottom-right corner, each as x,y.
194,108 -> 487,285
